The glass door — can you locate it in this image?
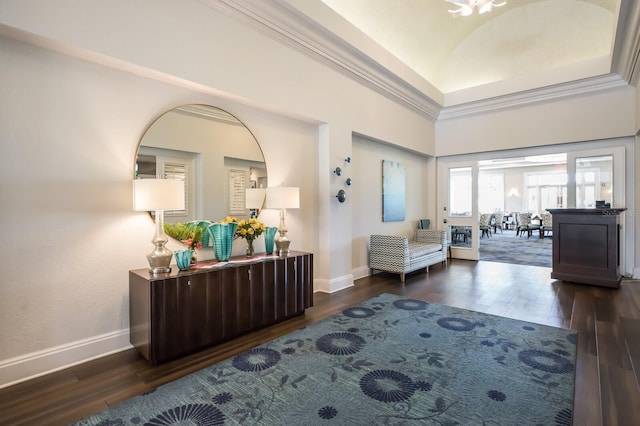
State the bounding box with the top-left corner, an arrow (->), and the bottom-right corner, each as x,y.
438,160 -> 479,260
566,147 -> 624,208
566,146 -> 627,273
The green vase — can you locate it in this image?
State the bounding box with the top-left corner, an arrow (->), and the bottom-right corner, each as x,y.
209,222 -> 238,261
174,249 -> 193,271
264,226 -> 278,255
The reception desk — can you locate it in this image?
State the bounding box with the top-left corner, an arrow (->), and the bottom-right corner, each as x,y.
547,208 -> 625,288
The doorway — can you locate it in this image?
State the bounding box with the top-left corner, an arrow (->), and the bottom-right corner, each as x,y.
437,141 -> 631,274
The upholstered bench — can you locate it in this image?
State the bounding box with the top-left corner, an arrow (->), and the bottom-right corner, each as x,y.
369,229 -> 447,282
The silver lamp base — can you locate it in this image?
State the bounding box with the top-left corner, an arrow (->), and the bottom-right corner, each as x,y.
147,246 -> 173,274
146,209 -> 173,274
275,208 -> 292,257
276,237 -> 291,257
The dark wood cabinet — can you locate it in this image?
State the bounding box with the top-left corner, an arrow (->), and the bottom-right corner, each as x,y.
130,252 -> 313,364
547,209 -> 625,288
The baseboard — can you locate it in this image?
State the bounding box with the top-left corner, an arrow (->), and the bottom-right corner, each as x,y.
314,274 -> 354,293
352,265 -> 370,281
0,328 -> 131,390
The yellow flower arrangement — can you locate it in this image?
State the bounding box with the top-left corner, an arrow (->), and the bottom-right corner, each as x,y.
218,216 -> 265,242
235,217 -> 266,242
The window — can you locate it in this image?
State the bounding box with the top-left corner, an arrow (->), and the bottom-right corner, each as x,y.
525,172 -> 567,214
576,155 -> 613,208
161,161 -> 188,217
136,146 -> 195,219
478,172 -> 504,213
449,167 -> 472,216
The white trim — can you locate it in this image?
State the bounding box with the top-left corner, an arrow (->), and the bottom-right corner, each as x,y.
314,274 -> 354,293
200,0 -> 442,119
439,74 -> 628,120
200,0 -> 640,121
0,329 -> 131,390
351,265 -> 371,281
612,0 -> 640,85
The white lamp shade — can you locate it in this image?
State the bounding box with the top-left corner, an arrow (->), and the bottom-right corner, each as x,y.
133,179 -> 185,211
245,188 -> 266,209
266,187 -> 300,209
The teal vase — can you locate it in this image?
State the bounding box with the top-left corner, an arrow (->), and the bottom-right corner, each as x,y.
196,220 -> 213,247
209,222 -> 238,261
264,226 -> 278,255
175,249 -> 193,271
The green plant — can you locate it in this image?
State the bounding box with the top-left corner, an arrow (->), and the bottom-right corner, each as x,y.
164,222 -> 204,250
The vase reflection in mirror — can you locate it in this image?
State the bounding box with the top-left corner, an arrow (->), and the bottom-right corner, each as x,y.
266,187 -> 299,257
133,179 -> 186,274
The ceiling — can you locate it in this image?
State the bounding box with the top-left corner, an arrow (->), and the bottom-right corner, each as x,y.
319,0 -> 620,101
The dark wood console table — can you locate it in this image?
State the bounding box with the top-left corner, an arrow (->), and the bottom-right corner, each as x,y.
547,208 -> 625,288
129,251 -> 313,364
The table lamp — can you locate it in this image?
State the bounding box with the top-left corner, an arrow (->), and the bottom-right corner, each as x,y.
245,188 -> 266,218
133,178 -> 185,274
266,186 -> 299,256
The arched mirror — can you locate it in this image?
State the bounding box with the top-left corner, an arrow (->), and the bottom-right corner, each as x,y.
135,104 -> 267,225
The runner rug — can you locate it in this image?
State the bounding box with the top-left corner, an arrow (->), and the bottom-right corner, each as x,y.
76,293 -> 576,425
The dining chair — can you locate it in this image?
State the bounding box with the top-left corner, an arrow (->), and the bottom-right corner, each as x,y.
540,213 -> 553,238
479,213 -> 492,238
491,212 -> 504,234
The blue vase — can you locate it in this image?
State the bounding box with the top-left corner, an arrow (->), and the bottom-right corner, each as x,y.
264,226 -> 278,255
209,222 -> 238,261
175,249 -> 193,271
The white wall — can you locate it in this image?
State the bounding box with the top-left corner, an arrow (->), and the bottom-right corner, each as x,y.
0,0 -> 637,389
0,1 -> 437,387
436,85 -> 636,156
0,34 -> 320,386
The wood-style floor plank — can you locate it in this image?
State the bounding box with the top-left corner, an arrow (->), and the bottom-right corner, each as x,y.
0,260 -> 639,425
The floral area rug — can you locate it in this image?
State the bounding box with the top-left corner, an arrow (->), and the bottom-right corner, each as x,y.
75,293 -> 576,425
480,230 -> 552,267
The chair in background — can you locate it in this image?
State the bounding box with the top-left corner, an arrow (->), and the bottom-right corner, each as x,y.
491,212 -> 504,234
503,213 -> 515,230
513,212 -> 521,233
479,213 -> 492,238
540,213 -> 553,238
516,212 -> 541,238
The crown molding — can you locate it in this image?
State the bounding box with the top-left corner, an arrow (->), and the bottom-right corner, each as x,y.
612,0 -> 640,86
200,0 -> 637,123
199,0 -> 442,119
438,74 -> 629,120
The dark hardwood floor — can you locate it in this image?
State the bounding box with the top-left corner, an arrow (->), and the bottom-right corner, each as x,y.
1,260 -> 639,425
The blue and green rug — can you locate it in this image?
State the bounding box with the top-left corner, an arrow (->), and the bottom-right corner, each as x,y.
76,293 -> 576,425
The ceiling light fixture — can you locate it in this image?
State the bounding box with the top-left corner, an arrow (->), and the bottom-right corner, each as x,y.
446,0 -> 506,17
